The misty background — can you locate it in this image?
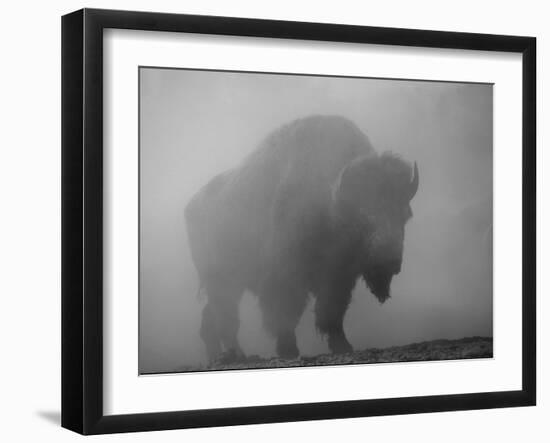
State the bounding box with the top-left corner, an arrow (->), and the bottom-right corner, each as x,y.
139,68 -> 492,374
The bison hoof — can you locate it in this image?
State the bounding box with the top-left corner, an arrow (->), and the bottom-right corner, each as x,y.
328,334 -> 353,354
277,346 -> 299,359
216,347 -> 246,364
276,333 -> 300,359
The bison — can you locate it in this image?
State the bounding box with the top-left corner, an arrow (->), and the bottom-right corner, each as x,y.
184,115 -> 419,361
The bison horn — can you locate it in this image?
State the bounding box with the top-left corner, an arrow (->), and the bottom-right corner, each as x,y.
409,162 -> 419,200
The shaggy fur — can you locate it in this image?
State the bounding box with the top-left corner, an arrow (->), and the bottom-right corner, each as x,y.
185,115 -> 418,360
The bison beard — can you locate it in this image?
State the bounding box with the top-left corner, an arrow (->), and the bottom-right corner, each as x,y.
185,115 -> 418,362
363,269 -> 393,304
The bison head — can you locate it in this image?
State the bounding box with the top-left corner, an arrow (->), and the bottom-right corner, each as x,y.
332,153 -> 419,303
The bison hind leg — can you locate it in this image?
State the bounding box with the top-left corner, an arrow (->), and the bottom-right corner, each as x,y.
275,330 -> 300,359
200,302 -> 222,362
200,281 -> 245,365
327,331 -> 353,354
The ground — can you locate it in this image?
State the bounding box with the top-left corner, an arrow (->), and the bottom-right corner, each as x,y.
182,336 -> 493,372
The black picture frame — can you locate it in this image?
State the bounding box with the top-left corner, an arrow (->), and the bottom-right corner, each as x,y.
61,8 -> 536,435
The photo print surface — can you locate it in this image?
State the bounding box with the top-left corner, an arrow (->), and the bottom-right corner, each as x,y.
138,67 -> 493,374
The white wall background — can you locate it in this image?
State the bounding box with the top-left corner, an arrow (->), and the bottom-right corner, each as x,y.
0,0 -> 545,441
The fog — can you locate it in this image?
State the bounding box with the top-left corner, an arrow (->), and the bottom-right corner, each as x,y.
139,68 -> 492,374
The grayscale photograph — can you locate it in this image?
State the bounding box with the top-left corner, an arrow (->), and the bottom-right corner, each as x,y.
138,67 -> 493,374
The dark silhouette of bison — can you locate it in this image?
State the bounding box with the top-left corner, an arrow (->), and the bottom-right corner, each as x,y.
185,115 -> 419,361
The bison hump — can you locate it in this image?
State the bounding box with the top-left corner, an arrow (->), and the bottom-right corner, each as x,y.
184,116 -> 375,283
230,115 -> 374,198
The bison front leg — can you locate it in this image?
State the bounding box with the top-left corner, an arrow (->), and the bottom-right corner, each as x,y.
314,286 -> 354,354
259,276 -> 308,359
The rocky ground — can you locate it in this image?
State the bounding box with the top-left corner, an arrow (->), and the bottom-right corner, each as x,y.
185,336 -> 493,372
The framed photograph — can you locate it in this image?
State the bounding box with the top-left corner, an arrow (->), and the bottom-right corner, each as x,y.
61,8 -> 536,435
